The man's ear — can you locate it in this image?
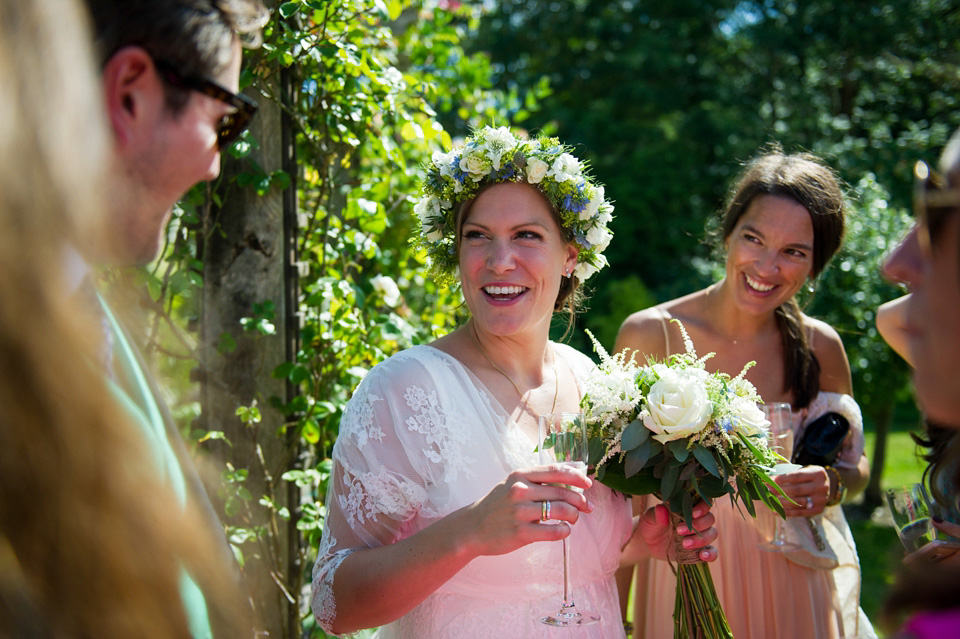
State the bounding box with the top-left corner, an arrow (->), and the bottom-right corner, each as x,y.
100,46 -> 164,150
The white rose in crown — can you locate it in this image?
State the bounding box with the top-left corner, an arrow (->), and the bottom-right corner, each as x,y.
414,197 -> 443,242
574,260 -> 598,281
460,150 -> 491,179
582,185 -> 605,220
548,152 -> 581,182
642,366 -> 713,444
730,397 -> 769,438
433,150 -> 456,178
586,224 -> 613,251
526,157 -> 549,183
482,127 -> 518,169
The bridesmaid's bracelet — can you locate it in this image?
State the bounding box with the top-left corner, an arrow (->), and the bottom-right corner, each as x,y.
824,465 -> 846,506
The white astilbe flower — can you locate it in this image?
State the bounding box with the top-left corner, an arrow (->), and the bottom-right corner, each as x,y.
581,330 -> 643,435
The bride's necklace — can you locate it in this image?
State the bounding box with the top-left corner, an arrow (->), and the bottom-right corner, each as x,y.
467,321 -> 559,421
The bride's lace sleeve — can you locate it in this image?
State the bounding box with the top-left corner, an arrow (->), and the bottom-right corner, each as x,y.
309,351 -> 462,634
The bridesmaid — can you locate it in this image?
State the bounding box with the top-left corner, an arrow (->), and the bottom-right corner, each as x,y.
617,149 -> 875,639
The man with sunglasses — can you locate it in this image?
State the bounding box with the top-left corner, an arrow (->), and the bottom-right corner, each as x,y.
85,0 -> 267,265
73,1 -> 269,637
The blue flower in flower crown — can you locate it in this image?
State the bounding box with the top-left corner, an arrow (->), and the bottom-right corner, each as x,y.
413,125 -> 614,285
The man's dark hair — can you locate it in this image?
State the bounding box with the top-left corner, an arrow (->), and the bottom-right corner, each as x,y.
85,0 -> 268,111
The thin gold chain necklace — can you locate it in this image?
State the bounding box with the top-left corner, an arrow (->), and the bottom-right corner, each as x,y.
467,320 -> 559,420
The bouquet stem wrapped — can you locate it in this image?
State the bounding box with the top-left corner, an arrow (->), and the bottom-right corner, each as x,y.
581,322 -> 788,639
669,511 -> 733,639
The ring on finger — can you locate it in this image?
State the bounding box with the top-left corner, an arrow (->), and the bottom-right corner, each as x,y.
805,496 -> 813,509
540,500 -> 551,522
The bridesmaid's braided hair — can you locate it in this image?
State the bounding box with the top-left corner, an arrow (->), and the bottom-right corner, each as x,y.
720,149 -> 846,409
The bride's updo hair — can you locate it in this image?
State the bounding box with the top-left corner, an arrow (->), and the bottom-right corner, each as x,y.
454,181 -> 583,335
719,148 -> 846,409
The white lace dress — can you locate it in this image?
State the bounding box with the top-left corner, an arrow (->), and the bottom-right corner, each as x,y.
311,343 -> 632,638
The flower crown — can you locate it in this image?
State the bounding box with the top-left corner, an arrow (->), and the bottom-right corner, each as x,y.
414,126 -> 614,283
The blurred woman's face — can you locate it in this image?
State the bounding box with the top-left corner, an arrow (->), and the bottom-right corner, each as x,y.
883,215 -> 960,427
724,194 -> 815,315
458,182 -> 577,340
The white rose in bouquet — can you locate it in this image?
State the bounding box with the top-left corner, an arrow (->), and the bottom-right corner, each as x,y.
730,397 -> 770,438
643,366 -> 713,444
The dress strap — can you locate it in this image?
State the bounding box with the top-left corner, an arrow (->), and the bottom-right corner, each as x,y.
657,307 -> 672,356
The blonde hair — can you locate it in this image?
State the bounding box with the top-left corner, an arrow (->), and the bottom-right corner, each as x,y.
0,0 -> 244,635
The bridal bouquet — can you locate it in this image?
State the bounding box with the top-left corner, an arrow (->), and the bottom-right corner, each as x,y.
581,322 -> 788,639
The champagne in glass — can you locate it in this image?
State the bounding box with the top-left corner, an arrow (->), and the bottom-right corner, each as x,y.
538,412 -> 599,627
886,483 -> 936,552
760,402 -> 801,552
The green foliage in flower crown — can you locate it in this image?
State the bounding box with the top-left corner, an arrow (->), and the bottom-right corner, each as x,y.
414,125 -> 615,286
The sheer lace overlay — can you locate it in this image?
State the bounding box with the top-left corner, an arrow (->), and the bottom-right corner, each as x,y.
311,344 -> 632,638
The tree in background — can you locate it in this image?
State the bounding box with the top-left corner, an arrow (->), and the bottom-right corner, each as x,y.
126,1 -> 960,634
470,0 -> 960,506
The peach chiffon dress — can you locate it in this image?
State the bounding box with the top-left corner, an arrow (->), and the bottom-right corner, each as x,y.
629,393 -> 876,639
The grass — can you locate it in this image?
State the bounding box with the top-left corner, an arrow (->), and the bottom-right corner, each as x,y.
849,407 -> 927,636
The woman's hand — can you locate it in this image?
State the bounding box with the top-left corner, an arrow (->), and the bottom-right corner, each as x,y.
774,465 -> 830,517
904,519 -> 960,567
459,465 -> 594,558
627,501 -> 718,564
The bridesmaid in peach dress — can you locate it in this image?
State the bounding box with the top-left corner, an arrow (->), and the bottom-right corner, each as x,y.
616,150 -> 876,639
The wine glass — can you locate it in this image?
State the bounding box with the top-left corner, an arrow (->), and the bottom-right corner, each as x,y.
760,402 -> 801,552
886,483 -> 936,552
537,412 -> 600,627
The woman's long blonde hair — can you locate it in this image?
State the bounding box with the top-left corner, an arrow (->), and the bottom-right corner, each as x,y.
0,0 -> 243,636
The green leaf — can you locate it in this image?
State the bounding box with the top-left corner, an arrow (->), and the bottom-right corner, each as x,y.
741,490 -> 757,517
279,1 -> 300,18
681,489 -> 694,531
661,461 -> 680,501
217,332 -> 237,354
620,418 -> 649,450
624,438 -> 652,477
273,361 -> 294,379
692,445 -> 721,478
587,437 -> 605,467
667,439 -> 689,462
301,419 -> 320,444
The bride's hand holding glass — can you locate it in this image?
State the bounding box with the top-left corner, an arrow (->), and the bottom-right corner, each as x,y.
455,465 -> 593,558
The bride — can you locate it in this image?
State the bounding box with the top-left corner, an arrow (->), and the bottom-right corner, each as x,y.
310,126 -> 718,638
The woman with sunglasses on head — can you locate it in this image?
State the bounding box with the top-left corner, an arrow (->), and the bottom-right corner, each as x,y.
310,126 -> 719,638
877,293 -> 960,569
880,129 -> 960,638
617,148 -> 875,639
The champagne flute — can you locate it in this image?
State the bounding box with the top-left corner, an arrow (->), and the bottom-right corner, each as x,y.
886,484 -> 936,552
537,412 -> 600,627
760,402 -> 801,552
